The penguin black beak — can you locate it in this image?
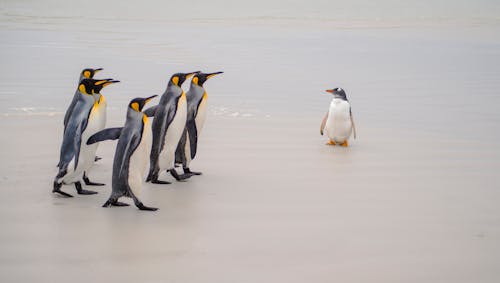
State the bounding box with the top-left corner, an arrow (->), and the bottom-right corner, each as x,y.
185,71 -> 201,79
93,79 -> 119,88
102,80 -> 120,87
94,68 -> 103,73
145,95 -> 158,104
206,71 -> 224,79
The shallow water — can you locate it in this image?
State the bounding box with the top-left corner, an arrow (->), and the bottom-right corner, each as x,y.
1,3 -> 500,140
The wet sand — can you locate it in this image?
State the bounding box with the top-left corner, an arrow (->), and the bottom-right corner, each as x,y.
0,114 -> 499,282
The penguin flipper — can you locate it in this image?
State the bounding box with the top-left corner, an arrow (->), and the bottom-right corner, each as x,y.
175,129 -> 187,165
149,107 -> 168,177
87,127 -> 123,145
350,110 -> 357,139
143,105 -> 158,117
58,120 -> 83,171
320,112 -> 328,135
187,120 -> 198,159
63,92 -> 79,132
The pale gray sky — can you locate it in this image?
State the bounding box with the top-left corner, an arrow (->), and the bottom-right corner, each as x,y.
1,0 -> 499,24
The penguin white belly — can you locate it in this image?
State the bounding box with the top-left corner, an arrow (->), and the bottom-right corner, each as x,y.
87,98 -> 106,171
195,95 -> 208,135
325,100 -> 352,143
159,96 -> 187,170
96,98 -> 107,130
183,133 -> 192,167
128,119 -> 152,196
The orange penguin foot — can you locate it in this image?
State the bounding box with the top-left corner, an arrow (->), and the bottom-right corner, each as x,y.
340,141 -> 349,147
327,140 -> 336,146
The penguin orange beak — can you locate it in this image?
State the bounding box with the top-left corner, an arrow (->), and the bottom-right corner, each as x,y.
325,89 -> 334,93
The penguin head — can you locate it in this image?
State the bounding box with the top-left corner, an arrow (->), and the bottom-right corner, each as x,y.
92,78 -> 120,94
326,87 -> 348,100
191,71 -> 224,87
81,68 -> 103,79
129,95 -> 158,112
78,78 -> 120,95
169,71 -> 200,87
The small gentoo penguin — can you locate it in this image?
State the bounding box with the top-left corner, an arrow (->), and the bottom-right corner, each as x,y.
64,68 -> 103,132
320,88 -> 356,147
53,78 -> 119,197
175,71 -> 223,175
87,96 -> 158,211
145,71 -> 199,184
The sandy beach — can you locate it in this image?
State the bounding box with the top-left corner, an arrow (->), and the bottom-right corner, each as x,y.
1,1 -> 500,282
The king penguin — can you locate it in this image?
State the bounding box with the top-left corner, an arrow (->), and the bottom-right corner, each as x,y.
145,71 -> 199,184
320,87 -> 357,146
87,95 -> 158,211
63,68 -> 103,133
53,78 -> 119,197
62,67 -> 107,185
175,71 -> 223,175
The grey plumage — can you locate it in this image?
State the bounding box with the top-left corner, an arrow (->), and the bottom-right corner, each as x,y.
175,82 -> 203,164
175,71 -> 223,173
88,96 -> 158,211
109,111 -> 142,200
53,79 -> 100,197
148,82 -> 182,175
53,78 -> 119,197
146,72 -> 199,184
58,90 -> 94,174
63,68 -> 102,133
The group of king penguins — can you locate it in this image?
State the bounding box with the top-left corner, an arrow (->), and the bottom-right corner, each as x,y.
54,68 -> 222,211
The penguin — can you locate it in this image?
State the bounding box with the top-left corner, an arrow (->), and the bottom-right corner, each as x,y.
320,88 -> 357,147
81,76 -> 115,186
53,78 -> 119,197
145,71 -> 199,184
64,68 -> 103,132
62,68 -> 105,185
87,95 -> 158,211
175,71 -> 223,175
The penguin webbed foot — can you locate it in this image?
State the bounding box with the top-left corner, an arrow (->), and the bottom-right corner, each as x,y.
103,199 -> 130,207
184,168 -> 202,176
151,178 -> 171,185
136,202 -> 158,211
147,171 -> 171,184
169,169 -> 192,181
83,174 -> 105,186
75,182 -> 98,195
53,181 -> 74,197
77,189 -> 98,195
